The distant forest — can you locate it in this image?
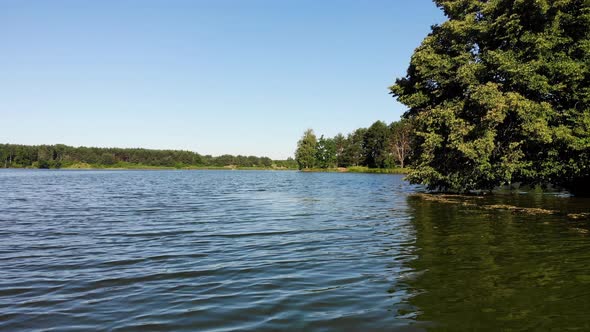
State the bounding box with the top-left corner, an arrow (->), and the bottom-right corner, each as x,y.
0,144 -> 297,169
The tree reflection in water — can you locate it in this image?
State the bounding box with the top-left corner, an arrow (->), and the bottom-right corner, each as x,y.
401,193 -> 590,330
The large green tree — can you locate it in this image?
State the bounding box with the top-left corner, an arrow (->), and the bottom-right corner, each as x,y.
391,0 -> 590,195
342,128 -> 367,167
364,121 -> 390,168
333,133 -> 347,167
315,135 -> 337,168
295,129 -> 318,169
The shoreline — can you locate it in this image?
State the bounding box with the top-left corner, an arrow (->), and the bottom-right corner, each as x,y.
300,166 -> 410,174
1,166 -> 410,174
2,166 -> 296,171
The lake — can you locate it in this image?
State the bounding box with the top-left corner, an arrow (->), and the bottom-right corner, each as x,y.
1,169 -> 590,331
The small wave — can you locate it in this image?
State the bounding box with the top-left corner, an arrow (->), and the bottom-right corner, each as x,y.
99,253 -> 208,267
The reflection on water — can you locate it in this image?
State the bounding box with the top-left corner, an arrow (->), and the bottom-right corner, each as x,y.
404,194 -> 590,330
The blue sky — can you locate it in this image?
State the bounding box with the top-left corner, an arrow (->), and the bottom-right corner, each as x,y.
1,0 -> 445,159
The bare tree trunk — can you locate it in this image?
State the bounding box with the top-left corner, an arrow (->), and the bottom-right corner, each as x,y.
392,131 -> 409,169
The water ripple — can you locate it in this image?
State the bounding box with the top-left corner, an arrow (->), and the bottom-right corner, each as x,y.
0,170 -> 419,331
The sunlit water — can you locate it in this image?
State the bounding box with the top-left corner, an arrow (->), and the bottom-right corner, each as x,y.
1,169 -> 590,331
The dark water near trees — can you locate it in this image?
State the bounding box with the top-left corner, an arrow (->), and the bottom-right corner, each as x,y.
1,170 -> 590,331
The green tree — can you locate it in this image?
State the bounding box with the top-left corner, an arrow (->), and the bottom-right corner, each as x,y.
315,135 -> 337,168
363,121 -> 390,168
100,152 -> 117,166
295,129 -> 318,169
333,133 -> 347,167
274,157 -> 298,169
342,128 -> 367,167
0,147 -> 5,168
391,0 -> 590,195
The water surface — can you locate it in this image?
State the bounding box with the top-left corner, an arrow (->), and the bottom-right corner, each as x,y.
1,169 -> 589,331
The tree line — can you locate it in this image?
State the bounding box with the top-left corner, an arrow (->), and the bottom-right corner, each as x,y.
294,120 -> 412,170
0,144 -> 298,169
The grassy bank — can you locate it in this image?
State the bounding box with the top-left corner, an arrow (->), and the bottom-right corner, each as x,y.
59,162 -> 297,171
347,166 -> 409,174
301,166 -> 410,174
19,162 -> 407,173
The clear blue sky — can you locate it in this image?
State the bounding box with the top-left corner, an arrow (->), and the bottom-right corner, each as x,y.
1,0 -> 444,159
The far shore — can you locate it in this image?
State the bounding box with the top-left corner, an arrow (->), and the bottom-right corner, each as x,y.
300,166 -> 410,174
4,165 -> 410,174
62,165 -> 295,171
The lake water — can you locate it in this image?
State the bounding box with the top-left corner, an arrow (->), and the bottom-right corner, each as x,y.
1,169 -> 590,331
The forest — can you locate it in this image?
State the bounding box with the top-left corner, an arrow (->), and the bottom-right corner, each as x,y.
0,144 -> 298,169
294,119 -> 411,171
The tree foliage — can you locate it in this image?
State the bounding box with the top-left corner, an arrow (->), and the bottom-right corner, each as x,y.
333,133 -> 348,167
316,135 -> 337,169
0,144 -> 289,169
295,129 -> 318,169
391,0 -> 590,195
342,128 -> 367,167
364,121 -> 391,168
